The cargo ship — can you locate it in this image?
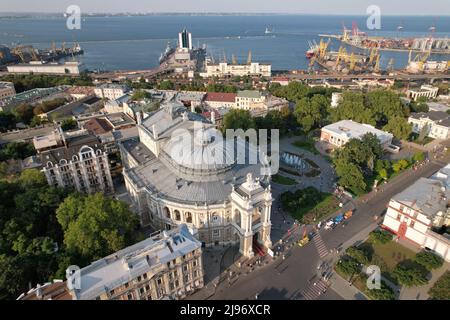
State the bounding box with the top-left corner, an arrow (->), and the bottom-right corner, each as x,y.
159,42 -> 175,64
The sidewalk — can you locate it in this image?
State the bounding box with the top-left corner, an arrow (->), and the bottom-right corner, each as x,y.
330,272 -> 367,300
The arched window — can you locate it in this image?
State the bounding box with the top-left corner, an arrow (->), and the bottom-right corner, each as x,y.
174,210 -> 181,221
185,212 -> 192,223
164,207 -> 170,219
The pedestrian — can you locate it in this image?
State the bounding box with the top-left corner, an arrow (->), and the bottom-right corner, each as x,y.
255,293 -> 259,300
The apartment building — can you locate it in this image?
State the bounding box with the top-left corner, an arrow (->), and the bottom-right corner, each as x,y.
0,81 -> 16,99
200,62 -> 271,78
408,111 -> 450,140
235,90 -> 266,110
34,128 -> 114,194
382,177 -> 450,262
406,85 -> 439,102
95,84 -> 130,100
67,224 -> 204,300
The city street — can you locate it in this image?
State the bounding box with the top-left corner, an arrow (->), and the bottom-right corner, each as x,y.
204,155 -> 450,300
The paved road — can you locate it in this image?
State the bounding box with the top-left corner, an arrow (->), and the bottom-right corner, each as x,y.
209,156 -> 450,300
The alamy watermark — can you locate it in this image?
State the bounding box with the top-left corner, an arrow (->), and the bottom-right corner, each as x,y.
166,121 -> 279,179
66,265 -> 81,290
366,5 -> 382,30
66,5 -> 81,30
366,265 -> 381,290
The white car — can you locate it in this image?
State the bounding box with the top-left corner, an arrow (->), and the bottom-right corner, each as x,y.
324,221 -> 334,230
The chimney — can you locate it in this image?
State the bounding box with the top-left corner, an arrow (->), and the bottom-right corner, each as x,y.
211,111 -> 216,124
190,103 -> 195,113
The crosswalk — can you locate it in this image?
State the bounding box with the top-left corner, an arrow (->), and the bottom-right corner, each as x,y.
300,279 -> 329,300
312,233 -> 329,258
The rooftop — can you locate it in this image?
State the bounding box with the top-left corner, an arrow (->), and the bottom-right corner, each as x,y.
237,90 -> 262,99
204,92 -> 237,103
72,224 -> 201,300
409,111 -> 450,123
322,120 -> 393,142
392,177 -> 450,219
83,118 -> 113,135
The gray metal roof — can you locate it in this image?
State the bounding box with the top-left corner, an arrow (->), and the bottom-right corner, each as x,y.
392,177 -> 450,219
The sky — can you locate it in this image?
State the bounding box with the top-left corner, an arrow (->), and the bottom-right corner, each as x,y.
0,0 -> 449,16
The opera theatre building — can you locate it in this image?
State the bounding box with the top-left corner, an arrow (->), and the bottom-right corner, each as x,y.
119,102 -> 273,258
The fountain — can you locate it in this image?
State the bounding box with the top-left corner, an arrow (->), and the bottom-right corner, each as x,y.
280,152 -> 310,171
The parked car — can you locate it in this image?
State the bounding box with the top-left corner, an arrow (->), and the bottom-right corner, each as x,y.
344,210 -> 353,220
334,214 -> 344,224
324,220 -> 334,230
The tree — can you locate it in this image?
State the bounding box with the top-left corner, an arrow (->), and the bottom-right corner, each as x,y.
410,96 -> 429,113
0,141 -> 36,161
157,80 -> 174,90
18,169 -> 47,187
130,89 -> 151,101
222,109 -> 255,132
364,279 -> 396,300
383,117 -> 412,140
335,257 -> 361,277
334,161 -> 367,195
331,92 -> 376,126
413,152 -> 425,163
0,111 -> 17,132
60,118 -> 77,131
0,162 -> 8,179
428,271 -> 450,300
415,251 -> 444,271
14,103 -> 34,125
369,230 -> 392,244
366,90 -> 408,127
56,193 -> 140,262
345,246 -> 370,265
294,94 -> 330,133
393,260 -> 429,287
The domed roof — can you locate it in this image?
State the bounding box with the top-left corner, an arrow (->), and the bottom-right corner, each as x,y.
163,127 -> 236,172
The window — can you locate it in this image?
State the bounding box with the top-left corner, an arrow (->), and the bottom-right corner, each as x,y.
174,210 -> 181,221
185,212 -> 192,223
157,278 -> 162,285
127,293 -> 133,300
143,273 -> 147,279
193,260 -> 197,267
145,285 -> 150,291
139,288 -> 145,294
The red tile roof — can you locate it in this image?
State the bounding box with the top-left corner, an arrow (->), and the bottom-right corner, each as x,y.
83,118 -> 113,135
204,92 -> 236,103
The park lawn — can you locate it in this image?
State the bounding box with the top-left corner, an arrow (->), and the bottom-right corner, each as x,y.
370,240 -> 416,272
300,194 -> 339,224
292,139 -> 319,155
271,174 -> 297,185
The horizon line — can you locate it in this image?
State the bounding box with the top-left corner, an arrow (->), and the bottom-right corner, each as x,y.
1,12 -> 449,17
